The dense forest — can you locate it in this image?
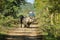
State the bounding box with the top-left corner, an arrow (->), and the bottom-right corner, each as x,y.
35,0 -> 60,40
0,0 -> 60,40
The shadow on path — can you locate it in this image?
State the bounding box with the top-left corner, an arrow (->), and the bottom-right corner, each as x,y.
0,34 -> 43,40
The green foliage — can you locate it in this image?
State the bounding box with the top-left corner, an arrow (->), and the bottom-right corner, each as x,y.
48,0 -> 59,13
7,0 -> 14,2
35,0 -> 60,40
0,0 -> 26,30
0,0 -> 26,18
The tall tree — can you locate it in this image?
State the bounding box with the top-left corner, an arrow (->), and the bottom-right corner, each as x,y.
34,0 -> 48,26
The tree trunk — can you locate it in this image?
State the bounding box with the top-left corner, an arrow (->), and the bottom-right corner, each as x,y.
51,13 -> 54,25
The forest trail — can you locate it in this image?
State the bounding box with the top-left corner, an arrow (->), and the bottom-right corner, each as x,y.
6,24 -> 43,36
5,24 -> 44,40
